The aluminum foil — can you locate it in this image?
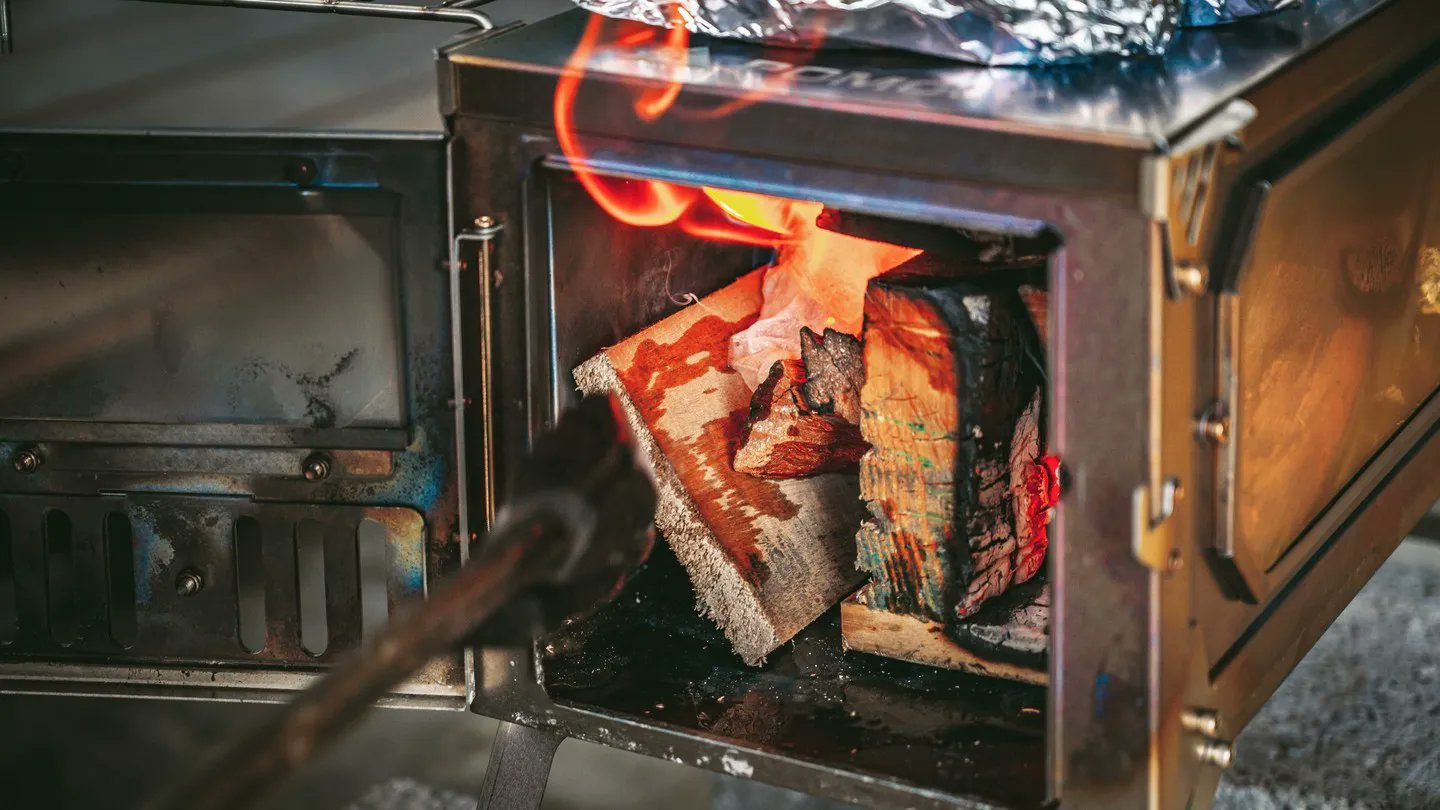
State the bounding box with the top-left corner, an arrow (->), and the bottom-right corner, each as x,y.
1183,0 -> 1301,25
571,0 -> 1302,65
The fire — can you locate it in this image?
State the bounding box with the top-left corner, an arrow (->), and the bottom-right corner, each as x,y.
556,12 -> 918,387
553,14 -> 690,230
728,201 -> 919,388
1017,454 -> 1061,583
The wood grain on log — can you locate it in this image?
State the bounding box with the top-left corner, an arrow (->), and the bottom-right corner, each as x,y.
734,359 -> 869,479
842,581 -> 1047,685
574,271 -> 866,666
852,272 -> 1039,628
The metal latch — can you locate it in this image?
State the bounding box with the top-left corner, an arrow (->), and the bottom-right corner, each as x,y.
1133,478 -> 1185,572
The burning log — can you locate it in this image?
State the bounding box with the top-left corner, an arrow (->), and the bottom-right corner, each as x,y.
798,326 -> 864,424
732,327 -> 868,478
575,270 -> 866,666
841,267 -> 1049,679
734,359 -> 869,479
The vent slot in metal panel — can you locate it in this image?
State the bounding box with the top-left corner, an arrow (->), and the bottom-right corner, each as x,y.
0,511 -> 15,645
43,510 -> 77,646
294,519 -> 328,657
234,516 -> 267,654
356,519 -> 389,642
104,512 -> 138,649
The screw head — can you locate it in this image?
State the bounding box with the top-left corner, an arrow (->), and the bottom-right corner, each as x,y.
175,570 -> 204,597
1198,413 -> 1231,446
12,448 -> 41,474
1196,738 -> 1234,769
1167,548 -> 1185,571
285,157 -> 319,187
1182,708 -> 1221,737
474,215 -> 496,229
302,454 -> 331,482
1173,263 -> 1208,297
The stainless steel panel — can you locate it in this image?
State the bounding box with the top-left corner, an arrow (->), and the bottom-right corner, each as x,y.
0,209 -> 406,430
444,1 -> 1440,197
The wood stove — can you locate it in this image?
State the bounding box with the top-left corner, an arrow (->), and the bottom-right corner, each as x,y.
2,1 -> 1438,808
442,2 -> 1440,808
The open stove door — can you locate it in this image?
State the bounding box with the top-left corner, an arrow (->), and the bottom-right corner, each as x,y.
0,0 -> 580,708
0,131 -> 470,707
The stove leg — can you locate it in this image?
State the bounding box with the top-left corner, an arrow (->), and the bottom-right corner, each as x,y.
476,721 -> 565,810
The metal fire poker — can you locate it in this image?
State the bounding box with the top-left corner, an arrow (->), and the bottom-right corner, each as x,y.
148,397 -> 657,810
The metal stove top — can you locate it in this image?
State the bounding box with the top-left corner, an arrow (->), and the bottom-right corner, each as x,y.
445,0 -> 1434,195
452,0 -> 1387,146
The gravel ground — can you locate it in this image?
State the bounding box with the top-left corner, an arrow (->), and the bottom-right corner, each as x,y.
1213,541 -> 1440,810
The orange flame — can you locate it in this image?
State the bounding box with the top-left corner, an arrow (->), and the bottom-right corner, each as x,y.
556,12 -> 919,385
555,13 -> 787,245
633,7 -> 690,122
554,16 -> 691,229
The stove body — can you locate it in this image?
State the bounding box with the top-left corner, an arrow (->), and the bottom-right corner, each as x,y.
441,2 -> 1440,808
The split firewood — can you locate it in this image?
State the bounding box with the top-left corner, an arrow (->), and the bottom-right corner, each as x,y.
574,270 -> 867,666
797,327 -> 864,424
842,579 -> 1048,685
734,359 -> 869,479
850,269 -> 1041,632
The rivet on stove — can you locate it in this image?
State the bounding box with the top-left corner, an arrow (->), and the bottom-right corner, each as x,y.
1167,548 -> 1185,571
1196,406 -> 1231,446
286,157 -> 319,187
1181,707 -> 1221,737
12,447 -> 41,474
1196,737 -> 1234,770
1172,262 -> 1209,298
175,570 -> 205,597
303,453 -> 332,482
